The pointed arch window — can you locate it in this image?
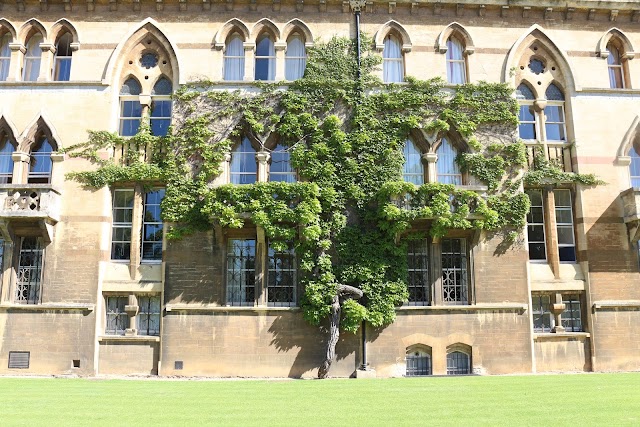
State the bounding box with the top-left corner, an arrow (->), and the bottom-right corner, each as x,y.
150,77 -> 172,137
23,34 -> 43,82
119,77 -> 143,137
224,34 -> 245,81
446,350 -> 471,375
383,34 -> 403,83
28,136 -> 53,184
53,32 -> 72,81
0,135 -> 14,183
436,138 -> 462,185
544,84 -> 566,142
607,42 -> 626,89
629,144 -> 640,187
285,34 -> 306,81
516,83 -> 536,140
0,33 -> 10,81
230,137 -> 257,184
403,139 -> 424,185
406,347 -> 432,376
446,36 -> 467,84
255,34 -> 276,81
270,144 -> 296,182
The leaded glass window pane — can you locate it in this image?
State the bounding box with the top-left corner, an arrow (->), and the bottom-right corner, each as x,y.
532,294 -> 553,333
562,294 -> 582,332
436,138 -> 462,185
446,351 -> 470,375
120,77 -> 142,95
407,240 -> 429,306
138,296 -> 161,336
28,137 -> 53,184
230,138 -> 257,184
441,238 -> 468,304
267,241 -> 296,307
526,190 -> 546,260
112,189 -> 134,260
403,139 -> 423,185
226,239 -> 256,306
106,296 -> 127,335
15,237 -> 43,304
142,189 -> 164,261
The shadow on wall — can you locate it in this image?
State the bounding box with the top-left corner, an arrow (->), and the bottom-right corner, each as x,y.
268,315 -> 360,378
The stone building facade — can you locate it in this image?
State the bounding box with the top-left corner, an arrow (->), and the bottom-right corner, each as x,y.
0,0 -> 639,377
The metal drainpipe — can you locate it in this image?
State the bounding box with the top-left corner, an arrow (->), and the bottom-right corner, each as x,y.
350,0 -> 368,371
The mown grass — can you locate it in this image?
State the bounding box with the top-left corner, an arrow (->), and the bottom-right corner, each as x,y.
0,373 -> 639,426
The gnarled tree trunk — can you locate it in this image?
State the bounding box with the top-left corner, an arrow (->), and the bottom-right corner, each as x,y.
318,284 -> 363,379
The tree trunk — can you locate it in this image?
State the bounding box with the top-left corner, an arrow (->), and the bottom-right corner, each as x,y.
318,284 -> 363,379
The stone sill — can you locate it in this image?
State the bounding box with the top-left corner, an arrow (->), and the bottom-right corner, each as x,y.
397,303 -> 527,313
0,81 -> 107,88
0,303 -> 94,311
579,87 -> 640,95
98,335 -> 160,342
593,300 -> 640,309
165,304 -> 300,313
533,332 -> 590,340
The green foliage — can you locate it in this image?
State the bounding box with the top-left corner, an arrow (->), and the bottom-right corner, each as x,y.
66,35 -> 600,337
524,153 -> 604,186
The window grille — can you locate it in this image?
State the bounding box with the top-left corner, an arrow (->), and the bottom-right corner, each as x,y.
436,138 -> 462,185
137,296 -> 161,336
526,189 -> 546,260
402,139 -> 424,185
15,237 -> 43,304
227,239 -> 256,306
441,238 -> 468,304
0,33 -> 10,81
446,351 -> 470,375
8,351 -> 30,369
230,138 -> 257,184
555,190 -> 576,262
53,32 -> 72,81
0,137 -> 14,183
269,144 -> 296,182
562,294 -> 582,332
532,294 -> 553,333
111,189 -> 134,260
105,296 -> 127,335
267,242 -> 296,307
141,189 -> 164,261
28,137 -> 53,184
406,350 -> 431,376
407,240 -> 430,305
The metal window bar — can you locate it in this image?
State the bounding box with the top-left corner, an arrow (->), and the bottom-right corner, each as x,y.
141,189 -> 165,261
446,351 -> 470,375
137,296 -> 161,336
111,189 -> 134,260
532,294 -> 553,333
227,239 -> 256,306
407,240 -> 430,306
441,238 -> 468,304
267,242 -> 296,307
15,237 -> 43,304
562,294 -> 582,332
105,296 -> 127,335
406,352 -> 431,376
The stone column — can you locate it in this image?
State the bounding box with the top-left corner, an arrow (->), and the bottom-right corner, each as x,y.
124,294 -> 139,336
274,42 -> 286,81
551,293 -> 565,333
129,184 -> 144,280
543,187 -> 560,278
38,42 -> 55,82
7,43 -> 25,82
256,151 -> 270,182
213,153 -> 231,186
256,226 -> 266,305
243,42 -> 255,82
423,152 -> 437,183
11,151 -> 30,184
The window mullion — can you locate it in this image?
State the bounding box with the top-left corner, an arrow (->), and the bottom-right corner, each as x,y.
129,185 -> 145,278
543,189 -> 560,278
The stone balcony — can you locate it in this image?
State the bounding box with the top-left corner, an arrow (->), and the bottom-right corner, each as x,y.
0,185 -> 61,242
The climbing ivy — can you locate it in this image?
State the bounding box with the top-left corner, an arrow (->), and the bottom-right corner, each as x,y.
66,35 -> 600,344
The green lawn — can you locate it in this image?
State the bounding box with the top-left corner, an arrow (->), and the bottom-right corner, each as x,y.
1,373 -> 639,426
